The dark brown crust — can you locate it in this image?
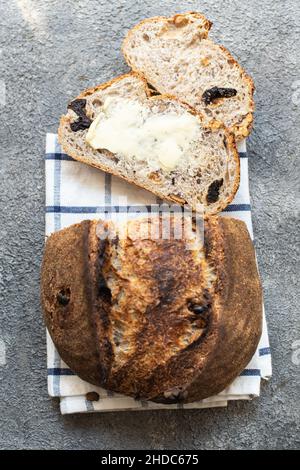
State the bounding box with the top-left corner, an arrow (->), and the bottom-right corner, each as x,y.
41,221 -> 102,385
122,12 -> 255,141
41,216 -> 262,402
58,72 -> 240,215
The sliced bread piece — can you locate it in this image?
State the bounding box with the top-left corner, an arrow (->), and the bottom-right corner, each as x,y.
58,73 -> 239,214
122,12 -> 255,140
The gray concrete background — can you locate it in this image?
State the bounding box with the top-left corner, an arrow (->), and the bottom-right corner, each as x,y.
0,0 -> 299,450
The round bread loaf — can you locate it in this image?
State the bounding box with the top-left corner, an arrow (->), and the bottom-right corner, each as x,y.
41,215 -> 262,403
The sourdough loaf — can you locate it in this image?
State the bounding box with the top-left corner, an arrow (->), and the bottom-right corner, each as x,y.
41,215 -> 262,402
122,12 -> 255,140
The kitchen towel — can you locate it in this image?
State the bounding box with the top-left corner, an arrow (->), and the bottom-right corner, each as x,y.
45,133 -> 272,414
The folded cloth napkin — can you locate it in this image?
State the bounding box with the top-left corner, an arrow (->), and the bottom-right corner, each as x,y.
45,133 -> 272,415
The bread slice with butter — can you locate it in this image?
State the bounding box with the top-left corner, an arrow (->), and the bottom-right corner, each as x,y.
122,12 -> 255,141
58,73 -> 240,214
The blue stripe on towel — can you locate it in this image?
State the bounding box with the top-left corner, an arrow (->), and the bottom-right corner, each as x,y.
48,368 -> 76,376
45,205 -> 160,214
45,205 -> 153,214
46,153 -> 74,161
46,203 -> 251,214
259,347 -> 271,356
223,204 -> 251,212
240,369 -> 261,377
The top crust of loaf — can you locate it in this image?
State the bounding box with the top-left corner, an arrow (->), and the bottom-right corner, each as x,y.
122,12 -> 255,141
58,72 -> 240,215
41,216 -> 262,402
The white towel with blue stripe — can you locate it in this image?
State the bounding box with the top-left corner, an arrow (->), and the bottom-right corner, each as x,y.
45,133 -> 272,415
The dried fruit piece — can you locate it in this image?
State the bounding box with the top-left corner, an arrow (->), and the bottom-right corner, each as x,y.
147,82 -> 160,96
57,288 -> 70,306
86,391 -> 100,401
206,179 -> 224,204
68,98 -> 87,116
70,118 -> 92,132
202,86 -> 237,105
188,301 -> 211,329
190,304 -> 208,315
188,299 -> 210,315
68,98 -> 92,132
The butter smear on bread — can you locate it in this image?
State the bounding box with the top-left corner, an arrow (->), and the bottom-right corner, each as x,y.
86,97 -> 199,171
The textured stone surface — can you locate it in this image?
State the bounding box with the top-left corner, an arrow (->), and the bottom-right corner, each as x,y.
0,0 -> 299,450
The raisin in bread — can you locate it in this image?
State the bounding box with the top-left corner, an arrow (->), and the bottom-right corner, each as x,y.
41,215 -> 262,402
122,12 -> 255,141
58,73 -> 240,215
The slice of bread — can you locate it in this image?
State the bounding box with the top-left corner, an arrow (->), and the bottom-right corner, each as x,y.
58,73 -> 240,215
122,12 -> 255,140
